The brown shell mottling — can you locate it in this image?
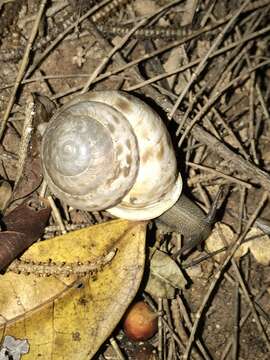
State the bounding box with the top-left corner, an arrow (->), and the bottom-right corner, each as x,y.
42,90 -> 182,219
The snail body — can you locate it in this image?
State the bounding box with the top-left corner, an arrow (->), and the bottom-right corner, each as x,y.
42,91 -> 182,220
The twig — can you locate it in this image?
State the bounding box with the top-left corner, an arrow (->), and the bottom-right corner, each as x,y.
211,10 -> 263,95
13,97 -> 34,188
109,337 -> 126,360
0,0 -> 48,141
232,280 -> 239,360
158,298 -> 163,360
175,85 -> 207,137
45,223 -> 87,233
210,105 -> 250,160
256,82 -> 270,125
47,195 -> 67,234
81,17 -> 152,92
17,0 -> 69,28
238,188 -> 247,235
186,162 -> 252,189
144,293 -> 187,356
248,70 -> 259,164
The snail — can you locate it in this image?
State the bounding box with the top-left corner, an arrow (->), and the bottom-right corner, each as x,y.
41,91 -> 215,253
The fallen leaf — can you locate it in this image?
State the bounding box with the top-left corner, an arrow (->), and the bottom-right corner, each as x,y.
163,46 -> 188,92
0,180 -> 12,211
205,223 -> 236,262
134,0 -> 158,16
240,228 -> 270,265
0,201 -> 51,271
0,219 -> 146,359
206,223 -> 270,264
11,154 -> 43,203
181,0 -> 198,26
145,249 -> 187,299
32,93 -> 56,126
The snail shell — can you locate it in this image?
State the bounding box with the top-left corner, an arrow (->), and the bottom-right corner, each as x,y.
41,91 -> 182,220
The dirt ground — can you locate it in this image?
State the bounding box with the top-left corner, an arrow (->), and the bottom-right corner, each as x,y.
1,0 -> 270,359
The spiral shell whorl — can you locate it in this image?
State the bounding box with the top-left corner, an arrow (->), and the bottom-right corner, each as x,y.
42,99 -> 139,210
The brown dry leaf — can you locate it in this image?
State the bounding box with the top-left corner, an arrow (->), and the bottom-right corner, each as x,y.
181,0 -> 198,26
240,228 -> 270,265
205,223 -> 235,262
134,0 -> 158,16
0,201 -> 51,271
0,219 -> 146,359
206,223 -> 270,264
145,249 -> 187,299
205,223 -> 248,261
0,179 -> 12,211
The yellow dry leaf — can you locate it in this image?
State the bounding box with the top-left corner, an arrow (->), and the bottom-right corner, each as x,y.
0,219 -> 146,359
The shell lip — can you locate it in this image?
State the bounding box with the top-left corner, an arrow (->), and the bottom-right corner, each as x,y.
107,174 -> 182,221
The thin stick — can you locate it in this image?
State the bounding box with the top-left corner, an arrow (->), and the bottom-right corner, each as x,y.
186,162 -> 252,189
47,195 -> 67,234
171,299 -> 187,351
182,192 -> 268,359
249,72 -> 259,164
175,86 -> 206,136
210,105 -> 250,160
158,298 -> 163,360
109,337 -> 126,360
238,188 -> 246,235
211,10 -> 263,95
0,0 -> 48,141
232,280 -> 239,360
168,0 -> 250,119
13,96 -> 34,188
18,0 -> 68,28
256,83 -> 270,124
